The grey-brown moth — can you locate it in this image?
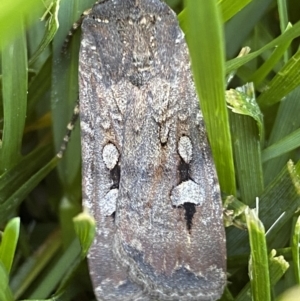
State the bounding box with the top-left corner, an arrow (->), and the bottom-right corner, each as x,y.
78,0 -> 226,300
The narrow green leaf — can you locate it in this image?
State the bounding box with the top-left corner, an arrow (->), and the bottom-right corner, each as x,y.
0,145 -> 52,205
262,127 -> 300,162
219,0 -> 252,22
263,87 -> 300,185
230,113 -> 264,205
291,215 -> 300,284
227,84 -> 264,204
59,197 -> 81,248
277,0 -> 290,63
185,0 -> 235,195
227,160 -> 300,255
224,195 -> 247,229
0,17 -> 27,172
178,0 -> 252,32
226,20 -> 300,74
11,230 -> 62,300
249,23 -> 293,85
225,0 -> 274,58
0,0 -> 39,48
0,217 -> 20,274
0,262 -> 14,301
28,238 -> 81,299
27,57 -> 52,118
245,207 -> 271,301
257,48 -> 300,108
236,249 -> 289,301
226,83 -> 264,140
0,156 -> 60,221
51,0 -> 95,190
29,0 -> 61,66
73,211 -> 96,258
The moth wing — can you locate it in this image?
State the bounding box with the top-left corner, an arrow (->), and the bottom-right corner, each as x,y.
79,5 -> 153,301
112,2 -> 227,300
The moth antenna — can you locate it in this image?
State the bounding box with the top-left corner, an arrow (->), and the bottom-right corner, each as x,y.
61,8 -> 92,54
56,101 -> 80,159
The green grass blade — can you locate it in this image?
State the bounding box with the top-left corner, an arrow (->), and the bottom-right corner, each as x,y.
229,114 -> 263,205
10,230 -> 62,300
225,0 -> 274,58
262,127 -> 300,163
226,20 -> 300,73
246,207 -> 271,301
235,249 -> 289,301
73,211 -> 96,258
277,0 -> 290,62
0,262 -> 14,301
0,18 -> 27,172
29,0 -> 61,66
227,160 -> 300,256
291,215 -> 300,284
249,23 -> 293,86
185,0 -> 235,195
28,238 -> 81,299
219,0 -> 252,22
178,0 -> 252,32
0,217 -> 20,274
263,87 -> 300,185
0,0 -> 39,49
226,84 -> 264,204
257,48 -> 300,108
0,145 -> 52,205
0,156 -> 60,222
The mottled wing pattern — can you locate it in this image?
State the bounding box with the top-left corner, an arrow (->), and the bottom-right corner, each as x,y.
79,1 -> 226,300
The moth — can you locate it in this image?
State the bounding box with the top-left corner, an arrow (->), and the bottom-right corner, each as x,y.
78,0 -> 226,300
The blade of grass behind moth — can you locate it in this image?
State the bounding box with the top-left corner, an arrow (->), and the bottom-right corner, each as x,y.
246,207 -> 271,301
51,0 -> 82,189
229,113 -> 264,205
51,0 -> 96,184
178,0 -> 252,33
225,0 -> 274,58
257,48 -> 300,108
291,215 -> 300,284
263,86 -> 300,186
27,57 -> 52,120
0,16 -> 27,172
51,0 -> 95,247
277,0 -> 291,62
28,0 -> 60,66
226,84 -> 264,205
28,238 -> 82,299
225,20 -> 300,73
185,0 -> 236,195
262,127 -> 300,163
0,262 -> 14,301
219,0 -> 252,23
10,230 -> 62,300
235,249 -> 289,301
249,24 -> 293,86
227,160 -> 300,255
72,211 -> 96,258
0,156 -> 60,222
0,144 -> 53,223
0,0 -> 39,49
0,218 -> 20,274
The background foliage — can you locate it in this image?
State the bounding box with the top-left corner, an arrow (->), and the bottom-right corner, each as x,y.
1,0 -> 300,300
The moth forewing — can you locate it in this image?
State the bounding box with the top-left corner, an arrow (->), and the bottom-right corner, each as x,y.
79,1 -> 226,300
